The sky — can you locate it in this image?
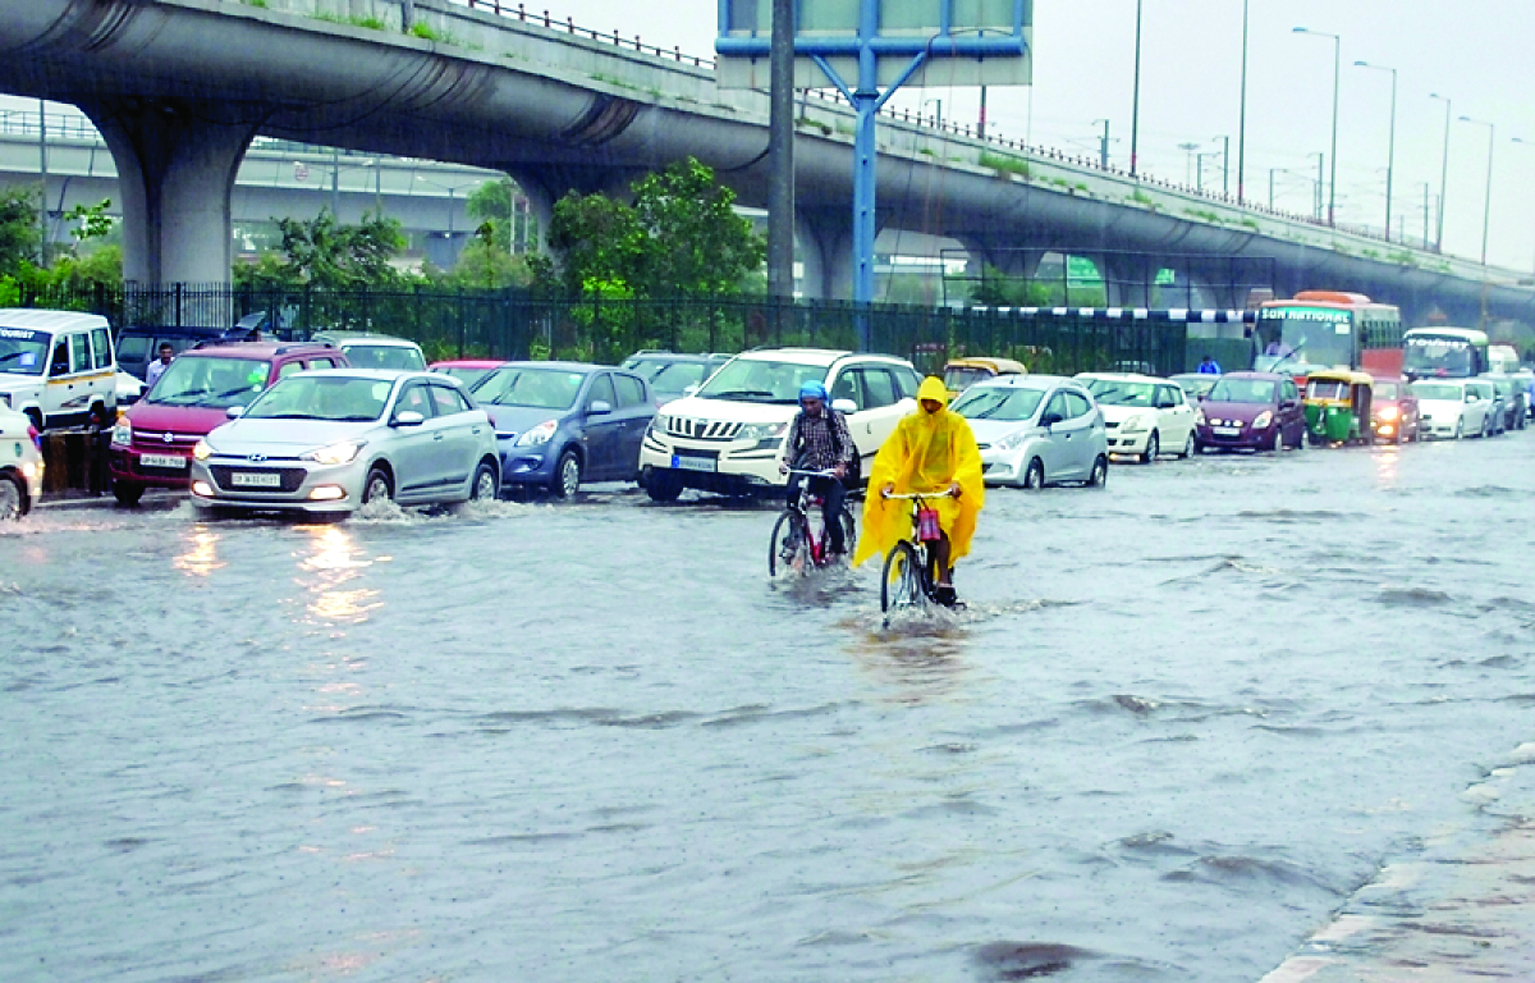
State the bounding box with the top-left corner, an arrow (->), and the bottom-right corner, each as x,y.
9,1 -> 1534,271
551,0 -> 1535,271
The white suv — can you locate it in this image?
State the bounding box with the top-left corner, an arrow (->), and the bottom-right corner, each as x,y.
0,309 -> 117,431
638,348 -> 921,500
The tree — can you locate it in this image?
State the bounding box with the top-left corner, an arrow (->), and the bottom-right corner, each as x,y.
465,177 -> 527,254
233,210 -> 407,290
435,221 -> 535,291
0,184 -> 41,276
546,158 -> 764,301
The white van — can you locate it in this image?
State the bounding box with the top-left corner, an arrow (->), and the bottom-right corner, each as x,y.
0,309 -> 117,431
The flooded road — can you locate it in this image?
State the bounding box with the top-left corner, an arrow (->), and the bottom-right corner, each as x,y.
3,434 -> 1534,982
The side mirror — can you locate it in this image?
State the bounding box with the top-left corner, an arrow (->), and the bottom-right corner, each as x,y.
588,399 -> 612,415
393,409 -> 425,427
225,405 -> 245,419
1041,411 -> 1064,428
831,397 -> 857,414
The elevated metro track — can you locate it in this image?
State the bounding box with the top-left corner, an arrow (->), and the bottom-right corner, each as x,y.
0,0 -> 1530,326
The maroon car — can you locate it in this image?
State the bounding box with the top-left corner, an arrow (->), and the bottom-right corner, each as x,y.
109,341 -> 348,504
1369,376 -> 1421,443
1193,371 -> 1305,452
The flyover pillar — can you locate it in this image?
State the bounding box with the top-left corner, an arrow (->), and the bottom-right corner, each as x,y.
80,100 -> 261,288
797,207 -> 855,301
951,238 -> 1045,305
1100,253 -> 1159,308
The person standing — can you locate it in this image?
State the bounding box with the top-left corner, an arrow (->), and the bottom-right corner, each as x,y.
145,343 -> 175,387
853,377 -> 984,606
1197,354 -> 1223,375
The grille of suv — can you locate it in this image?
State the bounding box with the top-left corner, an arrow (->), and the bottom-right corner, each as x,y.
209,465 -> 308,493
665,417 -> 743,441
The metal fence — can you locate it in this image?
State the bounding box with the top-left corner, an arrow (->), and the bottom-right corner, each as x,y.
11,281 -> 1219,377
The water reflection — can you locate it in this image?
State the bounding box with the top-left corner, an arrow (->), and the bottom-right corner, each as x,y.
1374,445 -> 1401,486
843,612 -> 974,704
173,526 -> 225,577
296,525 -> 381,625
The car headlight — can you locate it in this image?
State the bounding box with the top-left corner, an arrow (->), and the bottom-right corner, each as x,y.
515,419 -> 558,447
192,439 -> 212,461
1193,407 -> 1206,426
1252,410 -> 1273,429
738,421 -> 787,442
303,440 -> 364,465
1377,406 -> 1399,421
111,422 -> 132,447
1119,414 -> 1149,433
995,427 -> 1031,451
651,413 -> 671,433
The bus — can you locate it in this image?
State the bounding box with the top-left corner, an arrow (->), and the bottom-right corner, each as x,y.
1401,327 -> 1489,380
1253,291 -> 1404,379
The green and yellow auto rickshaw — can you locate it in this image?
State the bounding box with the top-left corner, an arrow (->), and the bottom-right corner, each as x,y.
1303,370 -> 1375,446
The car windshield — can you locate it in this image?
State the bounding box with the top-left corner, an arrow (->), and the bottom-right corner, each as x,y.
244,375 -> 392,421
1307,380 -> 1349,400
0,328 -> 49,376
943,366 -> 991,392
1208,378 -> 1276,403
1374,382 -> 1400,400
474,367 -> 586,409
951,386 -> 1045,422
147,356 -> 273,408
1403,336 -> 1476,377
1082,378 -> 1155,406
434,366 -> 497,389
648,361 -> 712,396
1411,382 -> 1461,401
343,344 -> 425,371
1171,375 -> 1216,396
695,358 -> 827,404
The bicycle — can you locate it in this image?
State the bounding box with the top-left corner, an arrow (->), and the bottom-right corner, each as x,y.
768,469 -> 856,576
879,488 -> 957,612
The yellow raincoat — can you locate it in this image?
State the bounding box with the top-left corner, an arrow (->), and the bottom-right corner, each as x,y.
852,376 -> 985,568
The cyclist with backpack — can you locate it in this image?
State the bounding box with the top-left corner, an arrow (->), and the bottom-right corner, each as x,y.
779,381 -> 856,559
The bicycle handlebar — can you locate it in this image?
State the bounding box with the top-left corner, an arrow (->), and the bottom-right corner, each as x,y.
786,469 -> 842,478
881,488 -> 957,500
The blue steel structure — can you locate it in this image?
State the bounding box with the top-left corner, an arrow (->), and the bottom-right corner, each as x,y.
718,0 -> 1028,347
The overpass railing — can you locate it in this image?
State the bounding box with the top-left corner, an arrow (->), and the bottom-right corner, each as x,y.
16,282 -> 1206,377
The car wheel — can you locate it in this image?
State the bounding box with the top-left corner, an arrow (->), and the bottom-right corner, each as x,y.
1140,431 -> 1159,465
112,480 -> 144,506
645,469 -> 684,503
1453,419 -> 1463,440
550,448 -> 580,499
362,466 -> 393,504
1266,427 -> 1281,452
1087,455 -> 1108,488
0,473 -> 23,520
1193,438 -> 1207,455
469,460 -> 499,501
1022,458 -> 1045,490
1179,431 -> 1195,458
1481,415 -> 1491,439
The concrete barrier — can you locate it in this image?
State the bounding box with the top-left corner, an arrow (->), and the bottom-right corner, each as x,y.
41,430 -> 111,495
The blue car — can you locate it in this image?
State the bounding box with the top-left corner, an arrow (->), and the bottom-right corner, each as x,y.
470,362 -> 656,497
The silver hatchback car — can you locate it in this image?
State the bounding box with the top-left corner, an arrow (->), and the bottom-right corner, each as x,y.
189,369 -> 500,517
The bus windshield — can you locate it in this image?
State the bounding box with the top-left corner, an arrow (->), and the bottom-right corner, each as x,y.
1403,335 -> 1478,378
1256,307 -> 1354,371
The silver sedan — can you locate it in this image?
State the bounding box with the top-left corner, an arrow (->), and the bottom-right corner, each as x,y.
189,369 -> 500,517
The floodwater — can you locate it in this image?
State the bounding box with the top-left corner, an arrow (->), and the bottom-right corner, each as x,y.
2,433 -> 1534,982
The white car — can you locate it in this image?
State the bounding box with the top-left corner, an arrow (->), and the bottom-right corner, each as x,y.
637,348 -> 920,500
310,331 -> 427,372
0,401 -> 44,519
953,375 -> 1109,489
1076,372 -> 1197,462
188,369 -> 499,517
1411,379 -> 1494,440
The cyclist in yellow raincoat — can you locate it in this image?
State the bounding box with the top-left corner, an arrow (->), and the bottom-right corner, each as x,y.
852,376 -> 984,605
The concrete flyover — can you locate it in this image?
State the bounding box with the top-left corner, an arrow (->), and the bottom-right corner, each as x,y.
0,0 -> 1530,328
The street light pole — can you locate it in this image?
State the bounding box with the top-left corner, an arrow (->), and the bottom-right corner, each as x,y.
1130,0 -> 1143,178
1355,61 -> 1397,240
1093,119 -> 1111,168
1459,115 -> 1495,266
1430,93 -> 1451,252
1294,27 -> 1341,226
1237,0 -> 1249,203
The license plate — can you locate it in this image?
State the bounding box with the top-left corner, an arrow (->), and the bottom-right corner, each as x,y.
671,454 -> 715,473
1213,427 -> 1241,437
231,471 -> 282,488
140,453 -> 186,469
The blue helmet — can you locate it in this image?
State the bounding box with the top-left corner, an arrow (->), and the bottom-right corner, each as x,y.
799,380 -> 829,404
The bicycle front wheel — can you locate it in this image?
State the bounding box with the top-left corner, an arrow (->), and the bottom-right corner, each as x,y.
881,540 -> 925,612
769,509 -> 804,577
